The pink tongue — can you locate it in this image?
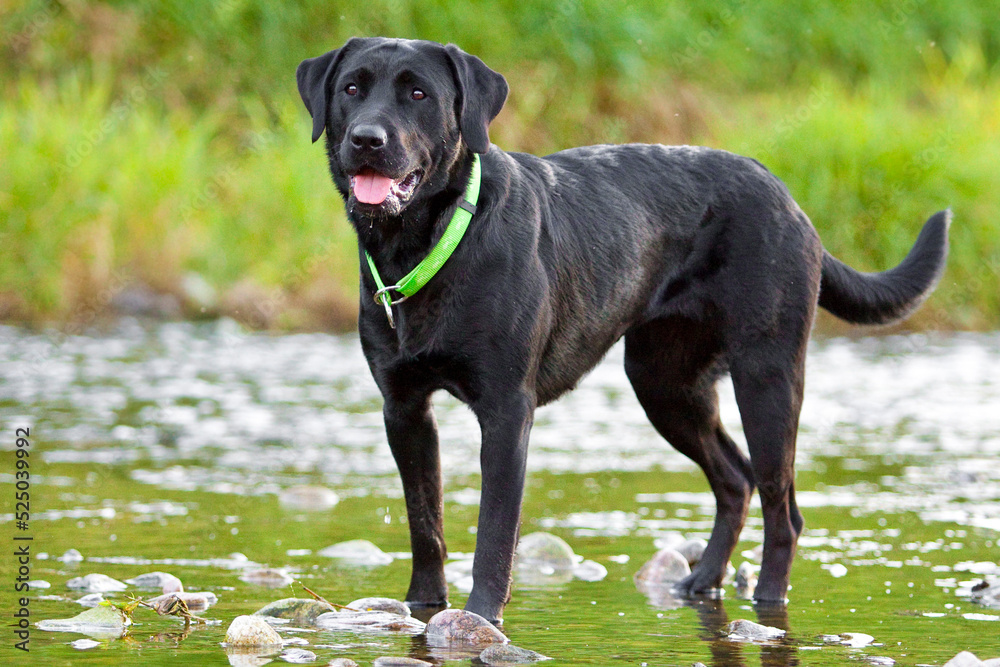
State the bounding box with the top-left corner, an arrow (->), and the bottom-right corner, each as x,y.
353,173 -> 394,204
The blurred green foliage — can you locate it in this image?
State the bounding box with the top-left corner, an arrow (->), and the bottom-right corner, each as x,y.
1,0 -> 997,329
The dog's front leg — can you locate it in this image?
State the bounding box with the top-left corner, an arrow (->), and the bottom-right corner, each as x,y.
464,390 -> 535,624
384,394 -> 448,608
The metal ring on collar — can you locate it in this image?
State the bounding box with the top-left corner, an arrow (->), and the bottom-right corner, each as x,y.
373,285 -> 409,306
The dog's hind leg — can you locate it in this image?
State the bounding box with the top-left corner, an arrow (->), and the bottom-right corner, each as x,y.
728,331 -> 809,602
384,393 -> 449,609
624,317 -> 755,595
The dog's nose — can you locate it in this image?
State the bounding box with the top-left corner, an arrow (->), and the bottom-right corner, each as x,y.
350,124 -> 388,150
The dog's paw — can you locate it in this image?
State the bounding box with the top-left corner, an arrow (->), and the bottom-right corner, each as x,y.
673,568 -> 724,598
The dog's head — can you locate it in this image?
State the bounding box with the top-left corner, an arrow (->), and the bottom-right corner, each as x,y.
297,37 -> 508,218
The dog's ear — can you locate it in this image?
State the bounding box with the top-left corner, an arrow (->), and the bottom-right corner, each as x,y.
296,40 -> 355,143
443,44 -> 508,154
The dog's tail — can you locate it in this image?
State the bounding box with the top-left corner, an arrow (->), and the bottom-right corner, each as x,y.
818,210 -> 950,325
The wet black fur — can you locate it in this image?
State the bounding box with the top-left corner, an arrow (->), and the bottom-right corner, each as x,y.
296,37 -> 950,623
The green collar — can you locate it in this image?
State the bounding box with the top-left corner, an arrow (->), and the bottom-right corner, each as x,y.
365,153 -> 481,329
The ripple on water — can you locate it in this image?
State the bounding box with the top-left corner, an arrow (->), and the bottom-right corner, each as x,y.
2,324 -> 999,523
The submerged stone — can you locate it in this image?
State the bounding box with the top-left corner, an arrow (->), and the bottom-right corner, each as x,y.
239,568 -> 294,588
27,580 -> 51,589
59,549 -> 84,563
327,660 -> 359,667
971,581 -> 1000,609
318,539 -> 393,566
676,538 -> 708,566
346,597 -> 410,616
125,571 -> 183,593
634,548 -> 691,585
36,604 -> 131,639
279,647 -> 317,663
479,643 -> 551,664
254,598 -> 335,625
425,609 -> 507,646
735,562 -> 759,598
372,658 -> 432,666
515,532 -> 575,572
77,593 -> 104,607
225,614 -> 283,647
725,619 -> 786,643
572,559 -> 608,582
147,590 -> 218,612
315,610 -> 426,634
278,485 -> 340,511
70,638 -> 102,650
839,632 -> 875,648
66,574 -> 128,593
943,652 -> 987,667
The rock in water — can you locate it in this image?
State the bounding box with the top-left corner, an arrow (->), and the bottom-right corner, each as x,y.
735,561 -> 759,598
725,619 -> 786,643
278,485 -> 340,511
634,548 -> 691,585
347,597 -> 411,616
327,660 -> 359,667
318,539 -> 393,566
239,568 -> 294,588
125,571 -> 183,593
676,538 -> 708,566
77,593 -> 104,607
66,574 -> 128,593
515,533 -> 575,572
279,648 -> 317,663
479,643 -> 551,664
58,548 -> 84,563
425,609 -> 507,646
36,605 -> 131,639
225,615 -> 283,647
70,638 -> 102,650
315,610 -> 426,634
971,581 -> 1000,609
254,598 -> 335,625
147,591 -> 218,612
572,559 -> 608,582
944,652 -> 986,667
372,658 -> 432,666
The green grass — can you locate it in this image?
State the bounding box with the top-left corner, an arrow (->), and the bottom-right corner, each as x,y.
1,0 -> 998,329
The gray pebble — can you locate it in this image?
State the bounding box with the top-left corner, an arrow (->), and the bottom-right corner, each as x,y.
676,538 -> 707,566
280,648 -> 317,663
479,643 -> 550,664
725,619 -> 786,642
66,573 -> 127,593
225,615 -> 283,647
634,548 -> 691,585
346,597 -> 410,615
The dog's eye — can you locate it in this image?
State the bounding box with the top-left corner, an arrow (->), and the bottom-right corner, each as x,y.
411,88 -> 426,101
345,83 -> 358,96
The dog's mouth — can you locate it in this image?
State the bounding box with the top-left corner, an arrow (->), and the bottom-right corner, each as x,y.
350,168 -> 423,207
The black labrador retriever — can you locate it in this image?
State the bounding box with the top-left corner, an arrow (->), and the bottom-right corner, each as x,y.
296,37 -> 948,623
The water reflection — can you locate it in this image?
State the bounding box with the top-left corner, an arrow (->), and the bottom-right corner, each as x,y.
686,599 -> 796,667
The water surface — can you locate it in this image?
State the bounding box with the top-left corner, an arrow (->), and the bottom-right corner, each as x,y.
1,321 -> 998,665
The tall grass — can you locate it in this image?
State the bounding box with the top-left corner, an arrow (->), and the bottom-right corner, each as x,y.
1,0 -> 998,329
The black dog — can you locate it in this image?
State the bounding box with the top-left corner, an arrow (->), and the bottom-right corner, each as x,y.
296,37 -> 948,623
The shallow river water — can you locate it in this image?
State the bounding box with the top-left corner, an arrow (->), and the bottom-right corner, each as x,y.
1,320 -> 999,666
